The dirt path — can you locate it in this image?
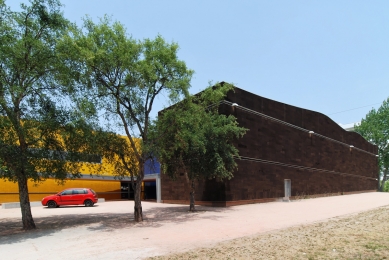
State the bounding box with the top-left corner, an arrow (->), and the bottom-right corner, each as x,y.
1,192 -> 389,259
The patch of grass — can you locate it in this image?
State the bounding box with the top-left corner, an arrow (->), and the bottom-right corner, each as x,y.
149,206 -> 389,260
365,242 -> 389,251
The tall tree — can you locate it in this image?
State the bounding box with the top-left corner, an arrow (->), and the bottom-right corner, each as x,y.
0,0 -> 104,230
354,98 -> 389,192
154,83 -> 247,211
59,17 -> 193,221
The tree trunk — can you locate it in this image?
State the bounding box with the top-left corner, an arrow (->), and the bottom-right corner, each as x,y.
380,181 -> 386,192
134,164 -> 144,222
17,174 -> 36,230
189,179 -> 195,212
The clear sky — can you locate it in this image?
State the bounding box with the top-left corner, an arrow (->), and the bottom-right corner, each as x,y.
7,0 -> 389,126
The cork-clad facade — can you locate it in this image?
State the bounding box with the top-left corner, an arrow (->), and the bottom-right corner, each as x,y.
161,86 -> 378,206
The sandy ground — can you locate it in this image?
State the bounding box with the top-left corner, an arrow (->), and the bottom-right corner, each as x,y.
152,205 -> 389,260
1,192 -> 389,260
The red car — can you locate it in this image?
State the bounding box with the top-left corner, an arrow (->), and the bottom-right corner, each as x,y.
41,188 -> 98,208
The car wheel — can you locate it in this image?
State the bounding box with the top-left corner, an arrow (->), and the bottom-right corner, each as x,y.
84,199 -> 94,207
47,201 -> 57,208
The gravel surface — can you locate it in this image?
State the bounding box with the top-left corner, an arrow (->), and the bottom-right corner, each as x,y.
1,192 -> 389,260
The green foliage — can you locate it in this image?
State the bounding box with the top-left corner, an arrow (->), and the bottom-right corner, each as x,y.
154,82 -> 247,183
0,158 -> 6,173
0,0 -> 102,183
354,98 -> 389,191
59,16 -> 193,176
59,16 -> 193,220
0,0 -> 104,181
95,131 -> 139,179
0,113 -> 105,183
384,181 -> 389,192
0,0 -> 110,229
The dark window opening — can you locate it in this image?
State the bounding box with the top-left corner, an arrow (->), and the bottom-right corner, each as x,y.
121,182 -> 135,200
144,181 -> 156,200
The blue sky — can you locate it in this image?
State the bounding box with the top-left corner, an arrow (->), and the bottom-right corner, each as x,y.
7,0 -> 389,125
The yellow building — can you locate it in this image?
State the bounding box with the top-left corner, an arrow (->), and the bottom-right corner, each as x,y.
0,137 -> 161,204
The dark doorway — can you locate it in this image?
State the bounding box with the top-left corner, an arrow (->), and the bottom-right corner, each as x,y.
144,181 -> 156,200
120,182 -> 134,200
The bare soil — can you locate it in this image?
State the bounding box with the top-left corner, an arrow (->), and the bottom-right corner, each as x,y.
150,205 -> 389,260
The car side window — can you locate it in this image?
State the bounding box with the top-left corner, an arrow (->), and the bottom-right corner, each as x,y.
61,190 -> 73,196
73,189 -> 85,194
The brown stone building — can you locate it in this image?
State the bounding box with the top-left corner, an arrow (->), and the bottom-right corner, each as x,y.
161,87 -> 378,206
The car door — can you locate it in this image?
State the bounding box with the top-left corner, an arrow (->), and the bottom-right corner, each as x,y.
72,189 -> 86,204
59,189 -> 73,205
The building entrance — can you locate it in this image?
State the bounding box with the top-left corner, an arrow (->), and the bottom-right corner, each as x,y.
144,181 -> 156,200
120,180 -> 157,200
120,182 -> 134,199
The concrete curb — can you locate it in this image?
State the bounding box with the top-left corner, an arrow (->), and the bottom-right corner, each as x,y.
2,201 -> 42,209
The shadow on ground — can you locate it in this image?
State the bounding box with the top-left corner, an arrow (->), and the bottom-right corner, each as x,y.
0,204 -> 232,244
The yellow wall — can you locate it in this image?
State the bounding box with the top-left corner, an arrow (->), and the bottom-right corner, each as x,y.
0,132 -> 144,204
0,178 -> 121,203
0,134 -> 143,203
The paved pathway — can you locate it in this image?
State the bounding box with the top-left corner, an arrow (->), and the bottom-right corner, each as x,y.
1,192 -> 389,260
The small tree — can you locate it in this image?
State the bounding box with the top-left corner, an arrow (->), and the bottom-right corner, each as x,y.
59,17 -> 193,221
155,83 -> 247,211
354,98 -> 389,191
384,181 -> 389,192
0,0 -> 106,230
